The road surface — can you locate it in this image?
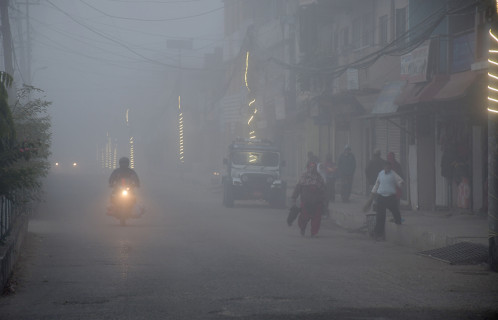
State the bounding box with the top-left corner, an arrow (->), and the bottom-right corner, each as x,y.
1,172 -> 497,319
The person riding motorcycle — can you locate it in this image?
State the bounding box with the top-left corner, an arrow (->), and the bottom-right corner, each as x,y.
109,157 -> 140,188
107,157 -> 140,218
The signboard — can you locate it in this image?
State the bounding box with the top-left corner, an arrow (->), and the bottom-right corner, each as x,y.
299,0 -> 317,6
166,39 -> 193,50
400,41 -> 430,83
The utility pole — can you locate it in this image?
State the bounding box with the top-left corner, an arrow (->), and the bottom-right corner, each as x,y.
0,0 -> 14,77
487,1 -> 498,272
18,1 -> 39,85
25,0 -> 31,84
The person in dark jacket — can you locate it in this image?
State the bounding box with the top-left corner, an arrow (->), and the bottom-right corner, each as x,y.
109,157 -> 140,188
365,150 -> 385,191
291,161 -> 326,237
107,157 -> 140,216
337,145 -> 356,202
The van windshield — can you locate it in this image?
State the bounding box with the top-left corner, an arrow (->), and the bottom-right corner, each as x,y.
231,151 -> 279,167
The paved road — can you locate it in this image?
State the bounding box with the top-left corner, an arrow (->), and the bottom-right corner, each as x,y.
1,172 -> 497,320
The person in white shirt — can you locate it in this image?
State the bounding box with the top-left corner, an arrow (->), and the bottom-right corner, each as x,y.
371,161 -> 404,241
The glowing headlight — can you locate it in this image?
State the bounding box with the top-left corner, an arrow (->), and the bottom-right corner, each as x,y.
267,176 -> 274,184
122,190 -> 128,196
55,162 -> 59,167
73,162 -> 77,167
241,175 -> 249,182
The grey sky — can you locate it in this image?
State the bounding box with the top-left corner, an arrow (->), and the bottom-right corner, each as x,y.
29,0 -> 223,167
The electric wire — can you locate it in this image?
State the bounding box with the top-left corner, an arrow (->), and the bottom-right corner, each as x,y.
79,0 -> 223,22
45,0 -> 200,70
270,0 -> 477,79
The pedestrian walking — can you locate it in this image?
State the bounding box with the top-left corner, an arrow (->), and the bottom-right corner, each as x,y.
365,150 -> 385,191
337,145 -> 356,202
318,154 -> 337,217
371,161 -> 404,241
291,161 -> 326,237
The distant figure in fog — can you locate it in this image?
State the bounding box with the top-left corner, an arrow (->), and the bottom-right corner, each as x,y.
318,154 -> 337,217
337,145 -> 356,202
109,157 -> 140,188
291,161 -> 326,237
371,161 -> 404,241
365,150 -> 385,191
307,151 -> 318,167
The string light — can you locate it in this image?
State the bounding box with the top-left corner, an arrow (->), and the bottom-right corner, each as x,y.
129,136 -> 135,168
178,95 -> 184,163
489,30 -> 498,113
244,51 -> 258,140
245,51 -> 250,90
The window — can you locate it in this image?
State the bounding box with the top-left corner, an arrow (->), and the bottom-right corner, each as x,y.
231,151 -> 279,167
342,27 -> 350,50
362,14 -> 374,47
396,7 -> 407,43
379,15 -> 388,45
352,18 -> 361,49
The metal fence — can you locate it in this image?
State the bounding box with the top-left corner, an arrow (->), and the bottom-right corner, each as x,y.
1,196 -> 14,242
0,194 -> 32,243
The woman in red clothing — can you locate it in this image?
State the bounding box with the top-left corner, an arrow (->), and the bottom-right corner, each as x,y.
291,161 -> 326,237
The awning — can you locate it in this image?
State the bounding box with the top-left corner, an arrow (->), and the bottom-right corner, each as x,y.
395,74 -> 449,106
433,71 -> 479,101
395,71 -> 482,106
372,81 -> 405,114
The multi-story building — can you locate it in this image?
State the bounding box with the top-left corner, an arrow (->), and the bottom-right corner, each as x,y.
295,0 -> 487,212
218,0 -> 488,212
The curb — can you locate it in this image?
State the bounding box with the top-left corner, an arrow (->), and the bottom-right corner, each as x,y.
330,206 -> 488,251
0,213 -> 29,289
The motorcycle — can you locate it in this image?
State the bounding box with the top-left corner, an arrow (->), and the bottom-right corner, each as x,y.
108,179 -> 141,226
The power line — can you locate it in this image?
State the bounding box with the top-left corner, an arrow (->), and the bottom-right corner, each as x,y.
270,0 -> 477,79
79,0 -> 223,22
45,0 -> 200,70
105,0 -> 201,3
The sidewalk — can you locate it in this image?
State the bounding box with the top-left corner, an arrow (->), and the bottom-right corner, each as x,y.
326,193 -> 488,251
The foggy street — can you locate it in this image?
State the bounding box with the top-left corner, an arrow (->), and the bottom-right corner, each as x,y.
0,172 -> 497,320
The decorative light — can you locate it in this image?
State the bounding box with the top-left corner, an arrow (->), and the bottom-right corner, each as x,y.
244,51 -> 258,140
489,30 -> 498,113
129,136 -> 135,169
245,51 -> 250,90
113,145 -> 117,169
178,95 -> 184,163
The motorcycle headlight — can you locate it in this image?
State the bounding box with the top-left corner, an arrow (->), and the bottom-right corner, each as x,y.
122,189 -> 128,196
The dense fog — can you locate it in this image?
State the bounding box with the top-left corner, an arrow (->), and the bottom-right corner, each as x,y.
30,1 -> 223,176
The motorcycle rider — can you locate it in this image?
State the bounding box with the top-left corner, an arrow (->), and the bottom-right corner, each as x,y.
108,157 -> 140,216
109,157 -> 140,188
